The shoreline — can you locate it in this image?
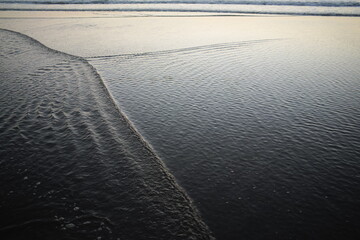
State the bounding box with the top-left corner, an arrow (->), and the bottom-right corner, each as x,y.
1,3 -> 359,16
0,9 -> 359,18
2,9 -> 359,17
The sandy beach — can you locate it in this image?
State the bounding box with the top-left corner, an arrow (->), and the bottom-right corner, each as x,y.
1,9 -> 360,240
0,27 -> 214,239
1,11 -> 359,57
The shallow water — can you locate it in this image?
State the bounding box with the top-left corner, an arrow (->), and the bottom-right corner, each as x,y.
88,34 -> 360,239
0,29 -> 214,240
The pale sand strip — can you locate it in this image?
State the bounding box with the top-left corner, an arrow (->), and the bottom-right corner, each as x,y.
0,11 -> 359,58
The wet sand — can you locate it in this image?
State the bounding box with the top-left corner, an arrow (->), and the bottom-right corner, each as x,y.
1,11 -> 360,240
0,29 -> 214,240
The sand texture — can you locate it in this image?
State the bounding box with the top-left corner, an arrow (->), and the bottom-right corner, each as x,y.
0,29 -> 214,240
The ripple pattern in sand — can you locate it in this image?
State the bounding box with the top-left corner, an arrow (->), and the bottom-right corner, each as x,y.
0,29 -> 214,240
89,38 -> 360,240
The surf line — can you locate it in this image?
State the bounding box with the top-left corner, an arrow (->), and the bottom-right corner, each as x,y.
0,28 -> 203,219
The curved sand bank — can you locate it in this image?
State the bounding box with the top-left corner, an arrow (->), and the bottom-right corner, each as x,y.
0,29 -> 214,240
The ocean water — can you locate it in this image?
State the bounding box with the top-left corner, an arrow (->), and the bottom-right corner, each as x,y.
87,35 -> 360,239
0,0 -> 360,15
